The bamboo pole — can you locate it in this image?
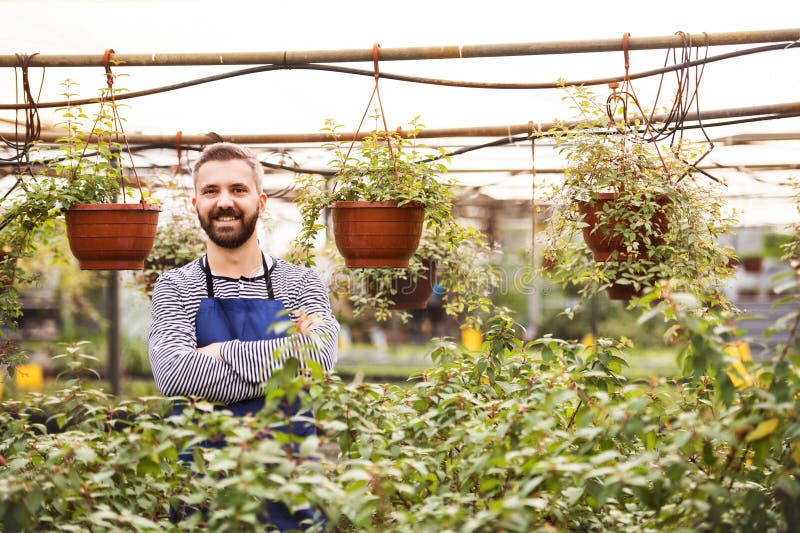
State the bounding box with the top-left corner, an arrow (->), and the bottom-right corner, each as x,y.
2,101 -> 799,145
1,29 -> 798,68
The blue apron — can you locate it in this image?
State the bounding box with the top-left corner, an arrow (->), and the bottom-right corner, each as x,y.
174,254 -> 321,530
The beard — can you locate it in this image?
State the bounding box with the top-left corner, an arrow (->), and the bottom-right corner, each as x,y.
198,206 -> 259,249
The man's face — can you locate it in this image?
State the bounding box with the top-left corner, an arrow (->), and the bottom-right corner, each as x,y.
192,159 -> 266,249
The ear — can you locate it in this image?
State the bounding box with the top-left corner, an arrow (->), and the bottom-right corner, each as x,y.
191,196 -> 197,208
259,193 -> 267,213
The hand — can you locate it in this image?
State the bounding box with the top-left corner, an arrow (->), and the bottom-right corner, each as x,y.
196,342 -> 223,361
295,311 -> 322,335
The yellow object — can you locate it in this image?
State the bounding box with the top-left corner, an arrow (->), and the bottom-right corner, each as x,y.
14,364 -> 44,393
745,417 -> 780,442
725,340 -> 751,362
581,333 -> 596,354
726,341 -> 753,389
461,328 -> 483,351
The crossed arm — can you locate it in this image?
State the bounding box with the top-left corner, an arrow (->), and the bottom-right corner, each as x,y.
148,269 -> 339,404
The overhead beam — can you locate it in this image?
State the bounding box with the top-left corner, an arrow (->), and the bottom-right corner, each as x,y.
1,29 -> 797,68
2,101 -> 800,146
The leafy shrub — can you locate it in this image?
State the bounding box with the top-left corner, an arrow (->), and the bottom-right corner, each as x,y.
1,297 -> 798,531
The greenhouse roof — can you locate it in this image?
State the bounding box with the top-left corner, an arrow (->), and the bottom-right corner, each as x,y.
1,0 -> 799,227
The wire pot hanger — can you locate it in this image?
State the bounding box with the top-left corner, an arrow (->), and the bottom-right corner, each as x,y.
70,49 -> 148,204
332,43 -> 400,194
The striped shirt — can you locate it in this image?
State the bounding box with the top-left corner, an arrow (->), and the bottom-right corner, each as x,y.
148,256 -> 339,404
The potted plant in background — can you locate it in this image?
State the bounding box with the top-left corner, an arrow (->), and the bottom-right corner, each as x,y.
338,221 -> 500,327
137,204 -> 204,297
291,116 -> 454,268
740,253 -> 764,274
542,85 -> 736,306
136,175 -> 205,297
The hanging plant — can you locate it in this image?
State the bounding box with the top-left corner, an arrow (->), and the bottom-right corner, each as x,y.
3,65 -> 160,272
291,116 -> 455,269
542,85 -> 736,306
63,53 -> 160,270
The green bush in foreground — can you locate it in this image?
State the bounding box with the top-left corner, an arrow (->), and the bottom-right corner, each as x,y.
1,294 -> 799,532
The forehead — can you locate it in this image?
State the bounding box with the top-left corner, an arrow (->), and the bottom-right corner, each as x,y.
194,159 -> 259,190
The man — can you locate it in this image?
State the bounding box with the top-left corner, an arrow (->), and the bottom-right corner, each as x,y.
148,142 -> 338,528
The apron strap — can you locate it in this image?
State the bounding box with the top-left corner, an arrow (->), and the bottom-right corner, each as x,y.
202,253 -> 276,300
264,254 -> 276,300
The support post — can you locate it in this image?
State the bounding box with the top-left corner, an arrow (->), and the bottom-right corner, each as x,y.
108,271 -> 121,396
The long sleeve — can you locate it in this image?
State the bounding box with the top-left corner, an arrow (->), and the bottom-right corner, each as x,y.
149,272 -> 256,403
148,259 -> 339,404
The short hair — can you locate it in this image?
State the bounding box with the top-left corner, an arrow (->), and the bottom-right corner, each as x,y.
192,142 -> 264,194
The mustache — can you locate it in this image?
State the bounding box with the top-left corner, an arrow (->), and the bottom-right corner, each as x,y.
210,207 -> 241,218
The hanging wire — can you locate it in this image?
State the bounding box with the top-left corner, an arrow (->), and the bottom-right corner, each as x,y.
69,50 -> 148,203
338,43 -> 399,185
0,54 -> 45,208
635,30 -> 716,172
0,54 -> 43,166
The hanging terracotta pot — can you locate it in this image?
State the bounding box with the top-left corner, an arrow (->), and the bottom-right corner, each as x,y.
65,203 -> 161,270
578,193 -> 669,301
389,261 -> 437,310
605,280 -> 642,301
577,192 -> 669,262
741,257 -> 763,273
331,201 -> 424,268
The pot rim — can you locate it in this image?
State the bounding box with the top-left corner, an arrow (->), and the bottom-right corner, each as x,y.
331,200 -> 422,209
68,202 -> 162,212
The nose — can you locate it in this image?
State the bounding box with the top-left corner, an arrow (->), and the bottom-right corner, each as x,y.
217,189 -> 234,208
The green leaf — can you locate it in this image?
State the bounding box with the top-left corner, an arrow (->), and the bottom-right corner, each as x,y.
563,486 -> 584,505
23,489 -> 43,514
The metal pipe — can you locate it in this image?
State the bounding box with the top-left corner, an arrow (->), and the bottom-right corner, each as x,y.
3,101 -> 800,145
108,271 -> 121,397
2,29 -> 798,68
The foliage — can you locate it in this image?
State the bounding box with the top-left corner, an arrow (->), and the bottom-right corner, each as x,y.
2,285 -> 799,531
763,231 -> 794,259
542,85 -> 736,310
5,79 -> 139,223
536,291 -> 669,348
